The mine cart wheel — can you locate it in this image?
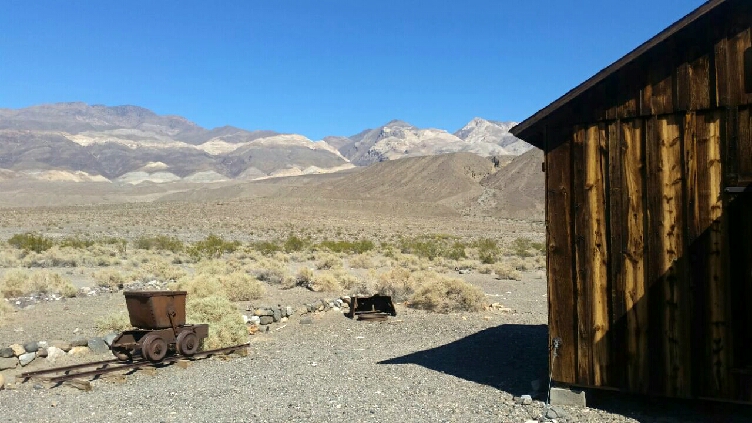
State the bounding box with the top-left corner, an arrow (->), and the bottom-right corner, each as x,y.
176,331 -> 200,357
141,333 -> 168,362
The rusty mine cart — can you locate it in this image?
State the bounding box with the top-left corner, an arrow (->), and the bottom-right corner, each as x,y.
109,291 -> 208,363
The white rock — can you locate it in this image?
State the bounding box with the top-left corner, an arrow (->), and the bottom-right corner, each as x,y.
46,347 -> 66,362
242,315 -> 250,324
18,352 -> 36,366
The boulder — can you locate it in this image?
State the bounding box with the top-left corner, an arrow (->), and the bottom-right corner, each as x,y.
46,347 -> 66,362
259,316 -> 273,325
49,340 -> 72,352
68,346 -> 90,357
23,341 -> 39,353
9,344 -> 25,357
71,338 -> 88,347
0,357 -> 18,371
0,348 -> 14,358
19,352 -> 36,367
249,316 -> 261,325
272,308 -> 282,322
87,338 -> 109,354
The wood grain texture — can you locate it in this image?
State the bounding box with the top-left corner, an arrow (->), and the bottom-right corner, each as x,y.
621,119 -> 649,393
608,121 -> 626,389
545,130 -> 577,384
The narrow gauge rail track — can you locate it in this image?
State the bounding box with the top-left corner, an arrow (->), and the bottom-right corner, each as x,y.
17,343 -> 250,385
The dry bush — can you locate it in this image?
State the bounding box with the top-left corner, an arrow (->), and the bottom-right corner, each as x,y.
186,295 -> 247,349
195,259 -> 232,276
171,272 -> 264,302
332,269 -> 360,290
315,253 -> 343,270
250,259 -> 291,286
494,262 -> 523,281
0,300 -> 13,320
348,254 -> 374,269
309,270 -> 342,292
477,264 -> 495,274
409,274 -> 487,313
0,248 -> 22,267
137,258 -> 187,282
295,267 -> 314,287
1,270 -> 77,298
217,272 -> 265,301
93,269 -> 128,288
375,267 -> 416,302
95,312 -> 132,333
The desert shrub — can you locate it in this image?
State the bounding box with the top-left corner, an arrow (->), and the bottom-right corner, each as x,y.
446,242 -> 467,261
59,237 -> 96,249
93,269 -> 128,288
8,233 -> 53,253
186,295 -> 247,349
217,272 -> 265,301
332,269 -> 360,290
309,271 -> 342,292
315,253 -> 343,270
283,235 -> 309,253
375,267 -> 415,302
318,239 -> 375,254
95,312 -> 132,333
409,275 -> 487,313
134,235 -> 184,253
250,240 -> 281,256
0,300 -> 12,320
531,241 -> 546,254
478,264 -> 495,274
475,238 -> 500,264
295,267 -> 314,287
251,259 -> 290,286
170,274 -> 224,299
188,234 -> 241,260
510,237 -> 535,258
348,253 -> 375,269
494,262 -> 523,281
0,270 -> 29,297
137,259 -> 186,282
1,270 -> 77,298
397,236 -> 467,261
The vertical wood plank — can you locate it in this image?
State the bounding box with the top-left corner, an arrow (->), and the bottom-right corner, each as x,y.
727,28 -> 752,106
591,124 -> 610,386
739,107 -> 752,180
657,116 -> 691,398
714,37 -> 730,107
689,53 -> 711,111
621,118 -> 649,393
573,126 -> 593,386
608,120 -> 627,389
546,130 -> 577,384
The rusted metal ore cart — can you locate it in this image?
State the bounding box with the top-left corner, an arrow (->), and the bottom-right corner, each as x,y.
110,291 -> 208,362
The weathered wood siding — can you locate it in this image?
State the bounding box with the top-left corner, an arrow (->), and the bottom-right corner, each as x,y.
541,0 -> 752,401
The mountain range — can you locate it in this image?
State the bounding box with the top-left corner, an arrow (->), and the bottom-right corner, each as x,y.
0,103 -> 531,184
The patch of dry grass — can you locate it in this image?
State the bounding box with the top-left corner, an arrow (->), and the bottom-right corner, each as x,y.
0,300 -> 13,321
375,267 -> 415,302
315,253 -> 343,270
348,253 -> 375,269
95,312 -> 132,333
93,268 -> 129,288
494,262 -> 523,281
0,270 -> 77,298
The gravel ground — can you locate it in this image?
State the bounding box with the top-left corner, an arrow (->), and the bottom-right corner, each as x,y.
2,274 -> 752,422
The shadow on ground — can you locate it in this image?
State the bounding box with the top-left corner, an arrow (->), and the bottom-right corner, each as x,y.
378,324 -> 548,396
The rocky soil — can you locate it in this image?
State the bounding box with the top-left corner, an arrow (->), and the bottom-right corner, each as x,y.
2,272 -> 750,423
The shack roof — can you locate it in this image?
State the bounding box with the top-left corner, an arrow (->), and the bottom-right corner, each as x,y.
510,0 -> 727,145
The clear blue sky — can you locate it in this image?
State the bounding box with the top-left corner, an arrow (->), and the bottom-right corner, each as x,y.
1,0 -> 706,140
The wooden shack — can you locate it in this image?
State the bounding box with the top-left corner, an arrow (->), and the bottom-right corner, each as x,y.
510,0 -> 752,402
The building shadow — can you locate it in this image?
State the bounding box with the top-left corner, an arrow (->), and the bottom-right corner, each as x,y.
378,324 -> 548,396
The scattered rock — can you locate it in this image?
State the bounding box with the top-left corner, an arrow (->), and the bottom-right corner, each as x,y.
88,337 -> 109,354
0,357 -> 18,371
249,316 -> 260,325
37,341 -> 48,350
254,309 -> 274,317
272,308 -> 282,322
49,340 -> 72,352
242,315 -> 250,324
71,338 -> 88,347
285,306 -> 294,316
36,348 -> 48,358
280,317 -> 288,323
46,347 -> 66,362
0,348 -> 14,358
19,352 -> 36,366
546,406 -> 566,420
103,333 -> 118,347
68,346 -> 90,357
23,341 -> 39,353
9,344 -> 25,357
259,316 -> 274,325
